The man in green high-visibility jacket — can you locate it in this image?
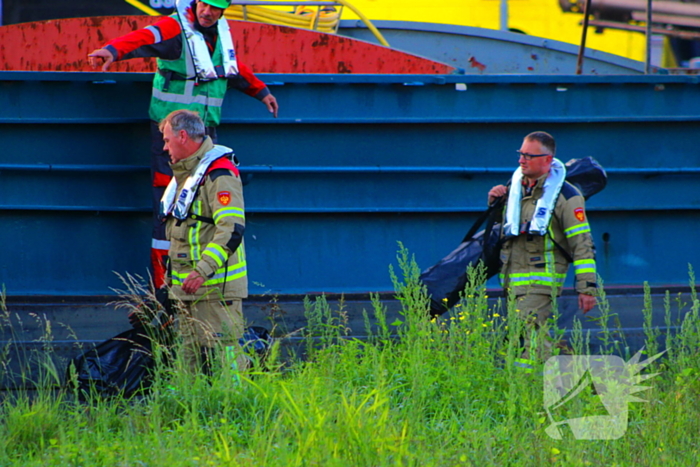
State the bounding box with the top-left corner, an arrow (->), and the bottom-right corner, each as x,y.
88,0 -> 278,289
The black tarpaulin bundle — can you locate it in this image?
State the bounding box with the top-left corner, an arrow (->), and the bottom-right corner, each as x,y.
564,156 -> 607,201
68,324 -> 272,398
420,201 -> 504,318
420,156 -> 607,318
69,328 -> 156,398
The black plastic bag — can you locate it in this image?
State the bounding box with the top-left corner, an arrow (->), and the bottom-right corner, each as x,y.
420,202 -> 503,317
68,329 -> 156,398
69,321 -> 272,397
240,326 -> 271,356
239,326 -> 272,367
565,156 -> 607,200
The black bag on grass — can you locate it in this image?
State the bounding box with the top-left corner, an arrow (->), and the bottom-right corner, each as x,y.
69,328 -> 156,398
69,324 -> 272,397
239,325 -> 272,367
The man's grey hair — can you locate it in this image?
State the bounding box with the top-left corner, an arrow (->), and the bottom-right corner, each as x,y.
159,110 -> 206,141
525,131 -> 556,156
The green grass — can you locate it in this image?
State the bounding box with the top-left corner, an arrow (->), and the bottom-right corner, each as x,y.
0,255 -> 699,466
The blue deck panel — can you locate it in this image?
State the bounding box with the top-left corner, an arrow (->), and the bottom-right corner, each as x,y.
0,72 -> 699,296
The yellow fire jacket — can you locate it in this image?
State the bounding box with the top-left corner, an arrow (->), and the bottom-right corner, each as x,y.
166,137 -> 248,301
499,175 -> 597,297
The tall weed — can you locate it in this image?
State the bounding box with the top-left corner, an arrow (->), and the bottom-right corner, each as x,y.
0,253 -> 699,466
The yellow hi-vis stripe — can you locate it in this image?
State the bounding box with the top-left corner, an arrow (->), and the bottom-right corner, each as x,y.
214,207 -> 244,223
171,260 -> 246,286
573,258 -> 596,275
189,200 -> 203,260
564,223 -> 591,238
504,271 -> 566,287
204,261 -> 246,285
203,243 -> 228,268
514,358 -> 535,373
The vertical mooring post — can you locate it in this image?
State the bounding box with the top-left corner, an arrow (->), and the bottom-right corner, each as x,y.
576,0 -> 593,74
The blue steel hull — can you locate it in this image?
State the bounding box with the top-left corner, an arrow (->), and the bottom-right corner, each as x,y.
0,72 -> 699,297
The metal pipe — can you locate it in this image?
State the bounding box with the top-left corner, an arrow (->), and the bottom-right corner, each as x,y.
631,11 -> 700,29
500,0 -> 509,31
577,0 -> 594,74
646,0 -> 653,74
583,0 -> 700,17
588,19 -> 700,40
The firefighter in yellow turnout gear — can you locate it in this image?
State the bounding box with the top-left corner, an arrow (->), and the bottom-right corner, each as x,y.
488,132 -> 597,370
159,109 -> 248,375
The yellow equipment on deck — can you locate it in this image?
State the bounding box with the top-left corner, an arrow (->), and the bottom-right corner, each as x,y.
223,0 -> 390,46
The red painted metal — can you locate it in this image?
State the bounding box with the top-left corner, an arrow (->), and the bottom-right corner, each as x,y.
0,16 -> 455,74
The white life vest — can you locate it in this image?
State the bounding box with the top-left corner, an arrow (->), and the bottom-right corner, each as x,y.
176,0 -> 239,80
503,158 -> 566,237
160,144 -> 234,220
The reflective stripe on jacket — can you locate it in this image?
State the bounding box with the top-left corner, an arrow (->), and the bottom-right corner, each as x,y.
499,177 -> 597,297
166,137 -> 247,301
149,13 -> 229,127
103,14 -> 270,128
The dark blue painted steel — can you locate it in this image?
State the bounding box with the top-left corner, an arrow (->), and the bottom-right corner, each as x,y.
0,72 -> 698,296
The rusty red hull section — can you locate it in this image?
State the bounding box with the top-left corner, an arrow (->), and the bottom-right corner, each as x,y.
0,16 -> 455,74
